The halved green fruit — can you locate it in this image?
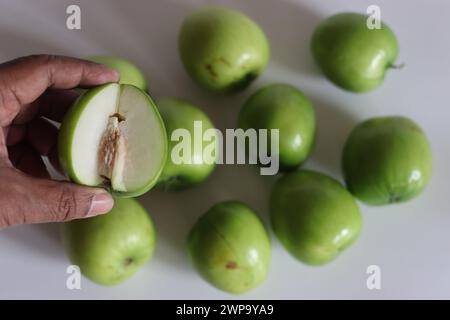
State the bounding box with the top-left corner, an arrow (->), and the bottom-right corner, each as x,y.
58,83 -> 167,197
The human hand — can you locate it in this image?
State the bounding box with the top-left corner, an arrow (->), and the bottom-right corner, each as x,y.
0,55 -> 119,228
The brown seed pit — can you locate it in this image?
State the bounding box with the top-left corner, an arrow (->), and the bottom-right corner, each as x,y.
98,114 -> 126,181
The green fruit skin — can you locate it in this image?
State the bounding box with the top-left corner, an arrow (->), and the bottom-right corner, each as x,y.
342,116 -> 432,205
179,7 -> 270,93
58,84 -> 105,186
86,56 -> 148,91
157,98 -> 216,191
188,201 -> 271,294
311,13 -> 399,93
270,170 -> 362,265
238,83 -> 316,169
58,83 -> 167,198
61,197 -> 156,285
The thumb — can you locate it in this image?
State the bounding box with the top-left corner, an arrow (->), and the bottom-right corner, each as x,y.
0,168 -> 114,227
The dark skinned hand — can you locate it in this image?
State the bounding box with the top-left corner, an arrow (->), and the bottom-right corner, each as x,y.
0,55 -> 119,229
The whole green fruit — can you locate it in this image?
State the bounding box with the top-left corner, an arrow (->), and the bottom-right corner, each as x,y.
342,116 -> 432,205
157,98 -> 217,190
311,12 -> 399,92
188,201 -> 271,294
179,7 -> 270,93
238,83 -> 316,169
86,56 -> 147,91
270,170 -> 362,265
61,197 -> 156,285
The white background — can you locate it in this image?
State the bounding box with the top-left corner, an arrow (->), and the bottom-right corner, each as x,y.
0,0 -> 449,299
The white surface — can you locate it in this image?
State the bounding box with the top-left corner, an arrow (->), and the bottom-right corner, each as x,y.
0,0 -> 449,299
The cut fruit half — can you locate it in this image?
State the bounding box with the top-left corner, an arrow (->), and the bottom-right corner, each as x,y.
58,83 -> 167,197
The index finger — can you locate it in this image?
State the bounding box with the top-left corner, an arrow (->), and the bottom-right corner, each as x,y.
0,54 -> 119,107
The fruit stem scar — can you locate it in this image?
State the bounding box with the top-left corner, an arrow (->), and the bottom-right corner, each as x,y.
218,57 -> 232,67
205,64 -> 218,78
226,261 -> 238,269
388,63 -> 405,70
389,194 -> 401,203
124,257 -> 134,266
110,113 -> 126,122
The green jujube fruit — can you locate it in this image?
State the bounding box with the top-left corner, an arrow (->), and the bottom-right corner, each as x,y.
157,98 -> 217,190
187,201 -> 271,294
238,83 -> 316,169
270,170 -> 362,265
61,197 -> 156,285
311,12 -> 399,92
179,7 -> 270,93
342,116 -> 432,205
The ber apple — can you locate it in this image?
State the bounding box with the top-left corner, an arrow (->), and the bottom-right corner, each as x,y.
58,83 -> 167,197
187,201 -> 271,294
270,170 -> 362,265
157,98 -> 217,191
311,12 -> 399,92
61,197 -> 156,285
86,55 -> 147,91
179,7 -> 270,93
342,116 -> 432,205
238,83 -> 316,169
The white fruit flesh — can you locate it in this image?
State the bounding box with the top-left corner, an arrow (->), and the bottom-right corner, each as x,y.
115,86 -> 164,191
70,83 -> 165,192
71,84 -> 119,187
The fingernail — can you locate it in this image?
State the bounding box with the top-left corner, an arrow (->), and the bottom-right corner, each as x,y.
87,191 -> 114,217
96,68 -> 119,84
105,69 -> 120,82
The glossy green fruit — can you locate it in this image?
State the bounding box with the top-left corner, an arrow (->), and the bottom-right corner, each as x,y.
61,197 -> 156,285
188,201 -> 271,294
179,7 -> 270,93
311,12 -> 399,92
58,83 -> 167,197
270,170 -> 362,265
238,83 -> 316,169
86,56 -> 147,91
157,98 -> 217,191
342,116 -> 432,205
